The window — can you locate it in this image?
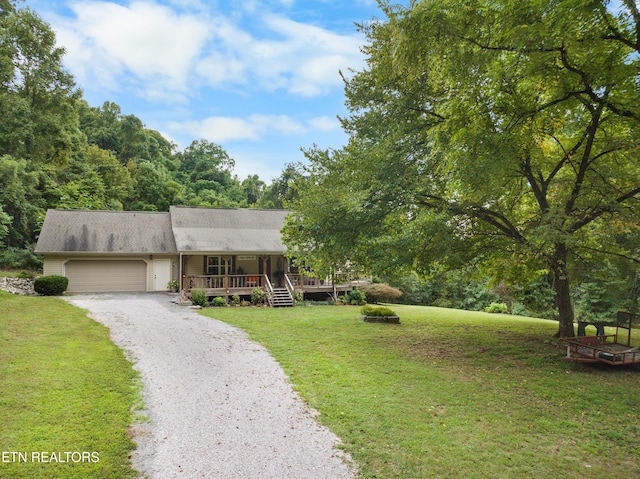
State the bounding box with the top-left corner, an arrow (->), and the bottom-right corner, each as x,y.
207,256 -> 230,276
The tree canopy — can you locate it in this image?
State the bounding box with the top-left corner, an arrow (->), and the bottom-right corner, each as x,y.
0,1 -> 283,265
283,0 -> 640,336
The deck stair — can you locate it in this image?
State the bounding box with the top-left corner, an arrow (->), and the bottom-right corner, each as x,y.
268,287 -> 294,307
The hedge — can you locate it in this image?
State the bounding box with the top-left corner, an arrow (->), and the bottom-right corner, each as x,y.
33,275 -> 69,296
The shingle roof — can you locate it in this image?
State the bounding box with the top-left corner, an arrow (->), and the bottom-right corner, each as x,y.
35,207 -> 290,254
35,209 -> 177,254
169,206 -> 289,253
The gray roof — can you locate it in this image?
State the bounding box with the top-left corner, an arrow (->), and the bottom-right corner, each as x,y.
169,206 -> 289,253
35,207 -> 290,254
35,209 -> 177,254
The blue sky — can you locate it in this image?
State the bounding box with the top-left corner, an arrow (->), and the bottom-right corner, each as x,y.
23,0 -> 385,182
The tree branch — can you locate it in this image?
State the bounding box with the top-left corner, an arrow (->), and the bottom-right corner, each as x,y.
416,194 -> 528,244
569,185 -> 640,232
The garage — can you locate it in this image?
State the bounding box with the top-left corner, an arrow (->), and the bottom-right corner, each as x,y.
65,260 -> 148,293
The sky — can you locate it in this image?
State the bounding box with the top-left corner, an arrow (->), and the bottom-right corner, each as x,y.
22,0 -> 385,183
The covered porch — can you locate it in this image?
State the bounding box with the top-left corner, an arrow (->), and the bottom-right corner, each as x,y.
180,253 -> 358,304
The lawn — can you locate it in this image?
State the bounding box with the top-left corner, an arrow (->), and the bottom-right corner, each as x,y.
203,304 -> 640,479
0,291 -> 140,479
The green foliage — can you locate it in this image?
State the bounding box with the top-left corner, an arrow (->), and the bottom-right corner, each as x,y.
360,283 -> 403,304
0,245 -> 42,270
33,275 -> 68,295
347,288 -> 366,305
212,296 -> 228,307
386,272 -> 432,305
231,294 -> 241,306
573,278 -> 625,324
251,287 -> 266,305
360,305 -> 397,317
484,302 -> 509,314
259,162 -> 302,209
0,156 -> 42,248
190,289 -> 208,307
284,0 -> 640,336
0,203 -> 11,247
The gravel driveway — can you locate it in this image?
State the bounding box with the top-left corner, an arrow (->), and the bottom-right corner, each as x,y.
66,293 -> 356,479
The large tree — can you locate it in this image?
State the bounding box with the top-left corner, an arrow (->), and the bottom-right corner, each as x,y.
283,0 -> 640,337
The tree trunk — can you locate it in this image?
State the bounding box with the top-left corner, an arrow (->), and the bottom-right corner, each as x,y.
552,243 -> 575,337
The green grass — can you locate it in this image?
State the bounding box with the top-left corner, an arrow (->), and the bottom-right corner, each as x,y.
203,304 -> 640,479
0,291 -> 140,479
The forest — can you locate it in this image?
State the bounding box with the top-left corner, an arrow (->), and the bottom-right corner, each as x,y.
0,1 -> 294,269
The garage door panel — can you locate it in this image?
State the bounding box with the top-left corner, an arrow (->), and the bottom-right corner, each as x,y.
65,260 -> 147,293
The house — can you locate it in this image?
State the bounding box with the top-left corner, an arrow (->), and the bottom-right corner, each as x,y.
35,206 -> 355,305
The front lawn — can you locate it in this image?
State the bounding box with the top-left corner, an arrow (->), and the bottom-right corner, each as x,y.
204,304 -> 640,479
0,292 -> 140,479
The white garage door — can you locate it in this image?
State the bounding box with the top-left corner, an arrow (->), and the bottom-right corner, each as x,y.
65,260 -> 147,293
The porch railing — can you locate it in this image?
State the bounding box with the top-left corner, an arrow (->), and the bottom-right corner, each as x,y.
187,274 -> 266,291
185,273 -> 366,293
285,274 -> 353,289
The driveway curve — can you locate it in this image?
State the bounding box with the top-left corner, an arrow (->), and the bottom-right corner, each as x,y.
66,293 -> 356,479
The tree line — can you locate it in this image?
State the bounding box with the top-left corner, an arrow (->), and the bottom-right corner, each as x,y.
0,1 -> 294,267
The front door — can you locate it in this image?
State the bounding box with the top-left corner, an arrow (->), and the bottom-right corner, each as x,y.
153,259 -> 172,291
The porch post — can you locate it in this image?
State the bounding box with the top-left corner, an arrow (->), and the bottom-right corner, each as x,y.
224,255 -> 231,292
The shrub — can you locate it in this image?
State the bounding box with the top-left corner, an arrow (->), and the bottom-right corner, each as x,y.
33,275 -> 69,296
347,288 -> 366,305
212,296 -> 228,307
231,294 -> 241,306
485,302 -> 509,314
190,289 -> 208,307
360,283 -> 403,303
361,305 -> 397,317
251,287 -> 266,305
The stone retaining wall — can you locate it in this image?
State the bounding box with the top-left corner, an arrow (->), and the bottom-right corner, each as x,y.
0,277 -> 36,295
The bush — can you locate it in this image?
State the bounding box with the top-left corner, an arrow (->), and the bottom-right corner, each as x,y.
361,305 -> 397,317
347,288 -> 366,305
360,283 -> 403,303
231,294 -> 241,306
190,289 -> 208,307
251,287 -> 266,305
485,302 -> 509,314
33,275 -> 69,296
212,296 -> 228,307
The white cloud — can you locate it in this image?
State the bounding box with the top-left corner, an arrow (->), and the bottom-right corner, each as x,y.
56,1 -> 211,99
167,114 -> 307,143
308,116 -> 340,132
51,1 -> 365,101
